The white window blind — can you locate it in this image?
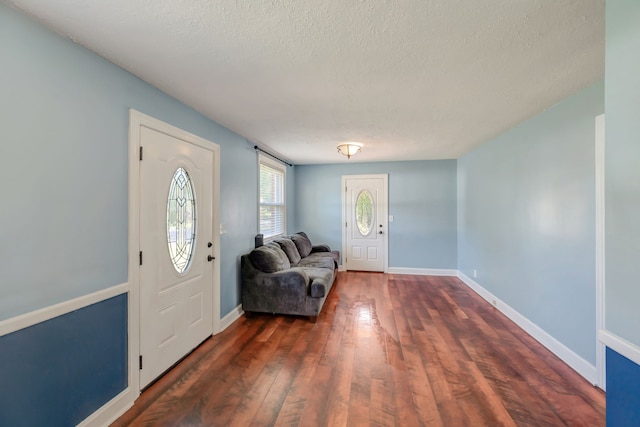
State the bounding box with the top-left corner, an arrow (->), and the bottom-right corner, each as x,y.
259,157 -> 286,238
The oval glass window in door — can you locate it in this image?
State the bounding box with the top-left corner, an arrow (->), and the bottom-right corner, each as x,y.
355,189 -> 375,236
167,167 -> 196,274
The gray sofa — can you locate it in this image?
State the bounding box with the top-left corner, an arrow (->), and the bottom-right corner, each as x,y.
241,232 -> 340,320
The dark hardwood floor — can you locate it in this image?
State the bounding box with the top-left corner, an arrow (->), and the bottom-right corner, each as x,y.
112,272 -> 605,426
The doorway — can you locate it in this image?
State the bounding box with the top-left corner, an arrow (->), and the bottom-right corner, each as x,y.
129,110 -> 221,390
342,174 -> 388,272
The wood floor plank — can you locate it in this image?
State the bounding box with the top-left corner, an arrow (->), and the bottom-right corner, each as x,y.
345,276 -> 372,427
272,321 -> 330,426
391,283 -> 446,425
250,321 -> 311,427
459,337 -> 563,426
225,319 -> 296,426
370,379 -> 395,427
197,317 -> 290,426
113,272 -> 605,427
384,323 -> 422,426
464,360 -> 517,426
324,297 -> 356,427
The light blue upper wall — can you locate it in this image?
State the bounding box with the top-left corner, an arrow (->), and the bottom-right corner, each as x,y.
286,164 -> 297,234
295,160 -> 457,270
0,3 -> 276,319
457,81 -> 604,364
604,0 -> 640,346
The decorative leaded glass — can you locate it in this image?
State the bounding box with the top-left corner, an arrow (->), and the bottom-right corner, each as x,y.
355,190 -> 374,236
167,168 -> 196,273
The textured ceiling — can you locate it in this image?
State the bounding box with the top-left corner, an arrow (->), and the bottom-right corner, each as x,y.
6,0 -> 604,164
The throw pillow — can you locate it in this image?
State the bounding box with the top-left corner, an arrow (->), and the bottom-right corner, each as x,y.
275,238 -> 302,264
249,243 -> 291,273
290,232 -> 313,258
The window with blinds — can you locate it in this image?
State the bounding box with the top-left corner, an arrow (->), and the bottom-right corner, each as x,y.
259,156 -> 286,238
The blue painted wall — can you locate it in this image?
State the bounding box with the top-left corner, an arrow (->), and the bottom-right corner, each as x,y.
0,294 -> 128,427
295,160 -> 457,269
286,163 -> 297,234
604,0 -> 640,423
457,81 -> 604,365
607,348 -> 640,426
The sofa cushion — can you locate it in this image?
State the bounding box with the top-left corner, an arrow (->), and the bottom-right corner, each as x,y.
274,238 -> 302,264
249,243 -> 291,273
305,250 -> 339,265
297,255 -> 335,270
290,232 -> 313,258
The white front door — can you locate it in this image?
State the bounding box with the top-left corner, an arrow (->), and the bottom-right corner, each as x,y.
138,124 -> 216,388
343,175 -> 388,272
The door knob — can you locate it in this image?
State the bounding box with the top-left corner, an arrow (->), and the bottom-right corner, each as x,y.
379,231 -> 384,235
208,255 -> 215,262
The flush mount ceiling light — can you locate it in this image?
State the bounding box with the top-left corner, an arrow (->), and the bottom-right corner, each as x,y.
337,142 -> 363,159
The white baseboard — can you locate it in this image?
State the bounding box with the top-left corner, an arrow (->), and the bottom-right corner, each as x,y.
600,329 -> 640,367
219,304 -> 244,332
0,283 -> 129,338
387,267 -> 458,276
77,387 -> 135,427
457,272 -> 598,385
338,264 -> 347,272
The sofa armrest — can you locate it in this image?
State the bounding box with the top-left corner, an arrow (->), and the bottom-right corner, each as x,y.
310,278 -> 326,298
311,244 -> 331,253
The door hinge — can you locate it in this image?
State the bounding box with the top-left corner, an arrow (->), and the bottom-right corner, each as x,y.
345,221 -> 348,228
139,146 -> 143,161
139,355 -> 143,370
139,251 -> 143,266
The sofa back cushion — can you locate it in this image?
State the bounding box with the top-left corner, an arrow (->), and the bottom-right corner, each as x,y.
249,243 -> 291,273
290,232 -> 313,258
274,238 -> 302,264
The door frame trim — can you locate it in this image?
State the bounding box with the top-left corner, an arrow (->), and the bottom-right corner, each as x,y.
128,109 -> 221,394
341,174 -> 389,273
595,113 -> 606,389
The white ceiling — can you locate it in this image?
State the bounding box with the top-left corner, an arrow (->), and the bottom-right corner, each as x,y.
6,0 -> 604,164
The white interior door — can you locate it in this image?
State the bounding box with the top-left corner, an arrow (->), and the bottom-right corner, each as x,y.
343,175 -> 388,272
139,125 -> 215,388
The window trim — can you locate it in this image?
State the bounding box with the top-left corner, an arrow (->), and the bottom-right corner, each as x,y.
258,153 -> 287,240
